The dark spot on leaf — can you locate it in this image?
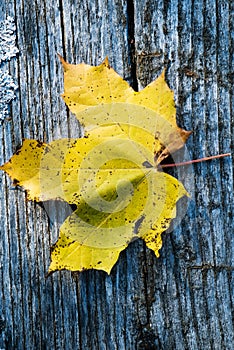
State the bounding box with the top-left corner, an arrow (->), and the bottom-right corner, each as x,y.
133,215 -> 146,234
142,161 -> 153,168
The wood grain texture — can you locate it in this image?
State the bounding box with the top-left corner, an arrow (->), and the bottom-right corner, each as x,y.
0,0 -> 233,349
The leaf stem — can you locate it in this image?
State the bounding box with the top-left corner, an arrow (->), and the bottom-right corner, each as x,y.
161,153 -> 231,168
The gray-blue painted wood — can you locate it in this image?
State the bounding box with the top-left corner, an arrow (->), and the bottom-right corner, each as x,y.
0,0 -> 233,349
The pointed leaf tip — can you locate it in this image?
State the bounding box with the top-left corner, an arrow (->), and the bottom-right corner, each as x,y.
181,129 -> 193,142
58,53 -> 70,71
102,56 -> 109,67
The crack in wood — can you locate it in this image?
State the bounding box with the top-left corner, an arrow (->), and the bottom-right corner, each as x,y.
126,0 -> 138,91
59,0 -> 66,60
187,264 -> 234,271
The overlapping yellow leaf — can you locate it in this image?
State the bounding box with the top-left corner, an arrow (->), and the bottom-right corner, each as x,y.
60,56 -> 191,163
49,170 -> 187,273
61,56 -> 175,124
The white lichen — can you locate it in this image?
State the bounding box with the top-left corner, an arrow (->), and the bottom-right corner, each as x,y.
0,69 -> 18,121
0,16 -> 19,63
0,16 -> 18,121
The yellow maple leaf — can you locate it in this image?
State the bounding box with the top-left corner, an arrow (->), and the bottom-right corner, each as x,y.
0,58 -> 191,274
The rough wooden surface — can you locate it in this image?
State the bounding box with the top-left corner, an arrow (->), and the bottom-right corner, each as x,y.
0,0 -> 233,349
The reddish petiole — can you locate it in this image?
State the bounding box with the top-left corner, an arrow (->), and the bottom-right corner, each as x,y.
161,153 -> 231,168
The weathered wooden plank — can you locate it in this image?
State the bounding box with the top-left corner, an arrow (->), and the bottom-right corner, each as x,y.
134,0 -> 233,349
0,0 -> 233,349
1,1 -> 133,349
